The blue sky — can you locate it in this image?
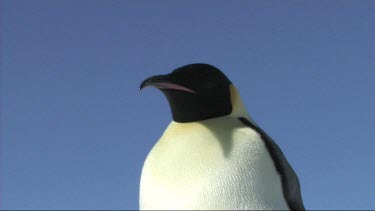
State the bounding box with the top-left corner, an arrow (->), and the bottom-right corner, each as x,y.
2,0 -> 375,210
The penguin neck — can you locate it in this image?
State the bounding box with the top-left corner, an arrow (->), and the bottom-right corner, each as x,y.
228,85 -> 257,125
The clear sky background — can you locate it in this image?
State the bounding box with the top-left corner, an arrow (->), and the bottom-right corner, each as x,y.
2,0 -> 375,210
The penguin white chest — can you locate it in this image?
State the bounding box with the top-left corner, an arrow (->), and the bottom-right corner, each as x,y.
139,118 -> 288,210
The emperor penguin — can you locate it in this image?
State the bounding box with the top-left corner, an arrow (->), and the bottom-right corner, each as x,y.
139,63 -> 305,210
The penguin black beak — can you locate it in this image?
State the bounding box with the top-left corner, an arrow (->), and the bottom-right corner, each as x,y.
140,74 -> 196,94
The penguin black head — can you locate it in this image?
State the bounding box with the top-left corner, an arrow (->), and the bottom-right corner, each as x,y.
140,63 -> 233,123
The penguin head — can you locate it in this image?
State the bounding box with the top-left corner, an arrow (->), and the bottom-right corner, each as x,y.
140,63 -> 233,123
